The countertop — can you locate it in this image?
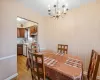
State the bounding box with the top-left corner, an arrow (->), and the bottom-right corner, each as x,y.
17,43 -> 30,46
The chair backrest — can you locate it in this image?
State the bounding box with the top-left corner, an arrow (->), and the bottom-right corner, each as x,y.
31,43 -> 40,53
58,44 -> 68,54
29,52 -> 45,80
28,48 -> 32,58
27,48 -> 33,69
87,50 -> 100,80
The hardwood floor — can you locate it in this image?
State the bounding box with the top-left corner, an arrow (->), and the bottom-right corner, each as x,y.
12,55 -> 32,80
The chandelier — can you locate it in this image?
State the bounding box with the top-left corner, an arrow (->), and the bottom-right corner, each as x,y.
48,0 -> 69,19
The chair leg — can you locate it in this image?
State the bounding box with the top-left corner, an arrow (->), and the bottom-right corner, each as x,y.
30,69 -> 34,80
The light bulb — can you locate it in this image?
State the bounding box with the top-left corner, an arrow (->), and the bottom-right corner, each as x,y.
48,5 -> 50,8
48,5 -> 51,10
17,17 -> 22,21
58,11 -> 61,15
64,8 -> 66,12
66,3 -> 68,7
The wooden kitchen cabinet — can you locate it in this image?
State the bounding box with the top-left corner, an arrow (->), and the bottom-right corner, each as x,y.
30,26 -> 37,36
17,28 -> 20,38
17,28 -> 25,38
30,26 -> 35,36
20,28 -> 25,38
17,44 -> 23,55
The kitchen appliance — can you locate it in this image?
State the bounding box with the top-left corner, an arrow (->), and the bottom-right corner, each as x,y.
23,44 -> 27,56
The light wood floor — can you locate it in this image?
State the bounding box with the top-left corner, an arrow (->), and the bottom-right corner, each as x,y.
12,55 -> 32,80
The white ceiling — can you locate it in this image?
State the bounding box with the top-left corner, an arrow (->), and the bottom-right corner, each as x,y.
17,0 -> 96,16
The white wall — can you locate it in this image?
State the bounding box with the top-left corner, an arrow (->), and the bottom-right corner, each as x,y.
0,0 -> 46,79
44,1 -> 100,76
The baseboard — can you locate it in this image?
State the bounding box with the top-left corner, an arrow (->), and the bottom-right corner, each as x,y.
83,71 -> 100,80
4,73 -> 18,80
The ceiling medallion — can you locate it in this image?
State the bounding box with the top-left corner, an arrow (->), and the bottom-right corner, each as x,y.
48,0 -> 69,19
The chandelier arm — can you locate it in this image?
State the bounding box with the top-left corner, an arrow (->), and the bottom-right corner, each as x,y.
57,0 -> 59,14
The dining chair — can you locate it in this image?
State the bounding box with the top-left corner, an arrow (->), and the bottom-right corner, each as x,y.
57,44 -> 68,54
27,47 -> 40,70
29,51 -> 46,80
31,43 -> 40,53
28,48 -> 32,59
26,48 -> 33,70
86,50 -> 100,80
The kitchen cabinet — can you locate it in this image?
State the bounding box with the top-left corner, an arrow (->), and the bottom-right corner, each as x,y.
17,28 -> 20,38
17,28 -> 25,38
17,44 -> 23,55
20,28 -> 25,38
30,26 -> 37,36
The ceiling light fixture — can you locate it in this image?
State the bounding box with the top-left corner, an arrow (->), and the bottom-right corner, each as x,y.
48,0 -> 69,19
17,17 -> 22,21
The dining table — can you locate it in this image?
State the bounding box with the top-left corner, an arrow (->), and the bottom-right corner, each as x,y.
38,50 -> 83,80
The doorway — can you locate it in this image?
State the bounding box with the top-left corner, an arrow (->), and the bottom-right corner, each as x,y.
16,17 -> 38,80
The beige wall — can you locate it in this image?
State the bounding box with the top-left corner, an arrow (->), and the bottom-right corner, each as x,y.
44,1 -> 100,76
1,0 -> 100,79
0,0 -> 46,79
0,56 -> 17,80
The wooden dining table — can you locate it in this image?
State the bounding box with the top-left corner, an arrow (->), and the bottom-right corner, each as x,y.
38,50 -> 83,80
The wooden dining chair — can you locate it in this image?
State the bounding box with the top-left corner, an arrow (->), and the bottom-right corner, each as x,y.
31,43 -> 40,53
87,50 -> 100,80
57,44 -> 68,54
29,52 -> 45,80
26,48 -> 33,70
28,48 -> 32,58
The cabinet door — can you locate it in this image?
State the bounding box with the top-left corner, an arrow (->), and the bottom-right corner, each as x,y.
17,45 -> 23,55
20,28 -> 25,38
17,28 -> 20,38
17,28 -> 25,38
34,26 -> 37,33
30,26 -> 35,36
